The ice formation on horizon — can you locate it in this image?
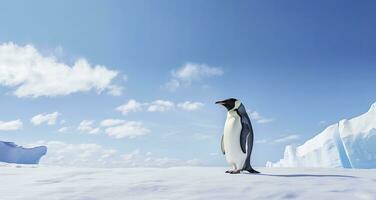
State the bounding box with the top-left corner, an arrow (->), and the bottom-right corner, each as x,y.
0,141 -> 47,164
268,102 -> 376,168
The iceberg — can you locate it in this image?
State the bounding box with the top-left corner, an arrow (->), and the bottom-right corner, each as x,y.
269,102 -> 376,168
0,141 -> 47,164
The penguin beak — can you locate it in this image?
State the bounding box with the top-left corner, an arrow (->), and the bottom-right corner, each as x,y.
215,100 -> 226,105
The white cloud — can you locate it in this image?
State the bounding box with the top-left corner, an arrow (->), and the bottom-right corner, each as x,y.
126,151 -> 201,167
31,112 -> 60,126
77,120 -> 100,135
147,100 -> 175,112
116,99 -> 143,115
29,141 -> 118,167
70,118 -> 150,139
255,135 -> 300,144
58,126 -> 70,133
100,119 -> 126,127
89,128 -> 100,134
272,134 -> 300,144
105,121 -> 150,139
122,149 -> 140,161
248,110 -> 274,124
0,42 -> 121,97
173,63 -> 223,82
122,150 -> 200,167
165,63 -> 223,91
185,158 -> 201,166
143,157 -> 179,167
116,99 -> 204,114
177,101 -> 204,111
164,79 -> 180,91
27,140 -> 202,167
0,119 -> 23,131
106,85 -> 123,96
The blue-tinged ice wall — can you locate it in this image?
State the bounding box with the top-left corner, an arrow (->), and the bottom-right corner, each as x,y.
0,141 -> 47,164
269,102 -> 376,169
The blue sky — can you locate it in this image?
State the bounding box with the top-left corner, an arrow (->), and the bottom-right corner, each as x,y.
0,0 -> 376,167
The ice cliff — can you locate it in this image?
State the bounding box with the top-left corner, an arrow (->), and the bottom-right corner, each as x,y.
0,141 -> 47,164
268,102 -> 376,168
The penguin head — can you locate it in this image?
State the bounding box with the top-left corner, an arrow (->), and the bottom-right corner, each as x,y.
215,98 -> 241,111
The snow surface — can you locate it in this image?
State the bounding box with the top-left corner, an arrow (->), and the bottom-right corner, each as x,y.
270,102 -> 376,168
0,141 -> 47,164
0,165 -> 375,200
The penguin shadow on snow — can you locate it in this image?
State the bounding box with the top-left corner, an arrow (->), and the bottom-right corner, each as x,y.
246,172 -> 357,179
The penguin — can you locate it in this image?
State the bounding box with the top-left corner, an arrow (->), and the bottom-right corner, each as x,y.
216,98 -> 260,174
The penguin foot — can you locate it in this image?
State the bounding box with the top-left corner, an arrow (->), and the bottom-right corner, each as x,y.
225,170 -> 241,174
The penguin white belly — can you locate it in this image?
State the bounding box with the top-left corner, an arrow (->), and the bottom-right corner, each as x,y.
223,112 -> 246,169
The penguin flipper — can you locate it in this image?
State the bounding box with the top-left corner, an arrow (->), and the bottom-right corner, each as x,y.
239,123 -> 250,154
221,135 -> 225,155
236,105 -> 253,154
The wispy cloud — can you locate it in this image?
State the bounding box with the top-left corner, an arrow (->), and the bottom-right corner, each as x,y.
116,99 -> 204,114
0,119 -> 23,131
77,120 -> 100,135
122,149 -> 140,161
0,42 -> 121,97
100,119 -> 126,127
164,63 -> 223,91
106,85 -> 123,96
29,141 -> 118,167
116,99 -> 143,115
177,101 -> 204,111
248,110 -> 274,124
147,100 -> 175,112
164,79 -> 180,91
60,118 -> 151,139
58,126 -> 71,133
255,134 -> 300,144
104,121 -> 150,139
31,112 -> 60,126
28,140 -> 202,167
272,134 -> 300,144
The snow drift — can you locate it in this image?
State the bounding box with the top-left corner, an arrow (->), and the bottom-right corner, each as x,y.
269,102 -> 376,168
0,141 -> 47,164
1,166 -> 375,200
